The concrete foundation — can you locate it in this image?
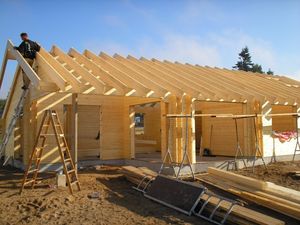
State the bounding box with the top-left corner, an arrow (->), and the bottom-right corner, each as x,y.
10,153 -> 300,174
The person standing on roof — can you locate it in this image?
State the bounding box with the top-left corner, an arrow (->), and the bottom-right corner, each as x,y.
14,32 -> 40,89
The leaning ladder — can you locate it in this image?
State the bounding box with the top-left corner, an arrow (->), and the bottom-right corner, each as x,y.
20,109 -> 81,195
0,88 -> 29,165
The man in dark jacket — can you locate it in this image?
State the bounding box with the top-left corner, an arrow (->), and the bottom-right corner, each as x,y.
14,33 -> 40,89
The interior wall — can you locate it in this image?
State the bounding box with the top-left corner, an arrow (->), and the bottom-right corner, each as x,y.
194,101 -> 245,156
134,103 -> 161,154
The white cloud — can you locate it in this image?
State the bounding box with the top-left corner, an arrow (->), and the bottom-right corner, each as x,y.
83,34 -> 221,66
82,29 -> 299,78
83,39 -> 132,56
101,15 -> 125,28
178,0 -> 224,25
136,35 -> 221,66
210,29 -> 276,69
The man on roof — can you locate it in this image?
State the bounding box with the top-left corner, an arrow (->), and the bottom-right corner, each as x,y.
14,32 -> 40,89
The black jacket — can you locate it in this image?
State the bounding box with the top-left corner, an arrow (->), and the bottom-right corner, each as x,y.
16,40 -> 40,59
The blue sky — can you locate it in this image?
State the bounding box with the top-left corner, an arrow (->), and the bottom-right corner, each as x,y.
0,0 -> 300,98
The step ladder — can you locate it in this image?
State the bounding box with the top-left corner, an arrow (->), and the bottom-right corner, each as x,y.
0,88 -> 29,165
20,109 -> 81,195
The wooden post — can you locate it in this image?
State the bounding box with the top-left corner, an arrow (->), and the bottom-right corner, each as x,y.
167,95 -> 179,163
160,100 -> 167,160
129,106 -> 135,159
71,93 -> 78,171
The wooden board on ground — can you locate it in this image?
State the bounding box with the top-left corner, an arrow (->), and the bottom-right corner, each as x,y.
198,167 -> 300,220
120,166 -> 284,225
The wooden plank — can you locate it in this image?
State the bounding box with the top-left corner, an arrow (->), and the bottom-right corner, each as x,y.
71,93 -> 78,171
35,52 -> 67,90
84,50 -> 153,97
135,140 -> 157,145
121,166 -> 284,225
100,52 -> 168,97
197,174 -> 300,220
0,40 -> 10,88
208,167 -> 300,204
52,46 -> 112,94
7,40 -> 41,87
68,48 -> 130,95
165,60 -> 246,102
39,48 -> 82,92
129,106 -> 135,159
208,167 -> 267,190
138,56 -> 212,100
116,54 -> 184,97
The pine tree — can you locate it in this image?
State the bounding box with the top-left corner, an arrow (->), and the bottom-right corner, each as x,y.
233,46 -> 253,72
266,68 -> 274,75
252,64 -> 264,74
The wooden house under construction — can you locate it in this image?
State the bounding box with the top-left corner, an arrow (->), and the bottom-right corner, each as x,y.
1,40 -> 300,169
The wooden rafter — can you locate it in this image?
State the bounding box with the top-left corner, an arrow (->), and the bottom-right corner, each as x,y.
138,57 -> 217,101
84,50 -> 154,97
5,40 -> 41,87
99,52 -> 168,98
1,40 -> 299,105
68,48 -> 131,95
39,48 -> 83,93
116,54 -> 185,97
51,46 -> 114,95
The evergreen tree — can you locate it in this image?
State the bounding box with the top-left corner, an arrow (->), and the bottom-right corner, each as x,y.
266,68 -> 274,75
233,46 -> 253,72
252,64 -> 264,74
233,46 -> 274,75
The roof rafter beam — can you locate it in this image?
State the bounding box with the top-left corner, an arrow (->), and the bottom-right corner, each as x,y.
138,57 -> 217,101
160,59 -> 246,102
84,50 -> 154,98
99,52 -> 168,97
114,54 -> 185,97
35,52 -> 67,90
39,48 -> 83,93
217,67 -> 298,105
51,46 -> 114,95
68,48 -> 131,95
4,40 -> 41,88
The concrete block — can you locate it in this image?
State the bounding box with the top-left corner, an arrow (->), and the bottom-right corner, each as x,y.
56,174 -> 66,187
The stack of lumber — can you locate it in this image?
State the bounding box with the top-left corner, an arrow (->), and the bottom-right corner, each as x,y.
196,167 -> 300,221
120,166 -> 284,225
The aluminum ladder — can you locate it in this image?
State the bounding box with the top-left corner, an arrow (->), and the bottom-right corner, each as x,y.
0,88 -> 29,165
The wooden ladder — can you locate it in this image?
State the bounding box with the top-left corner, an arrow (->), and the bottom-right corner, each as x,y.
20,109 -> 81,195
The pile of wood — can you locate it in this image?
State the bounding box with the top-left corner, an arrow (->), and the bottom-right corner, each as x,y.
197,167 -> 300,221
120,166 -> 284,225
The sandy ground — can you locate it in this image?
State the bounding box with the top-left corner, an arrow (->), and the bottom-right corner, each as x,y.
235,160 -> 300,191
0,165 -> 209,225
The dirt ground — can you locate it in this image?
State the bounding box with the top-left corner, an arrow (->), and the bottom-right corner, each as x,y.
235,160 -> 300,191
0,165 -> 209,225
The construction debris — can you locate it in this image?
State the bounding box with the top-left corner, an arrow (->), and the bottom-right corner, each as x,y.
197,167 -> 300,221
120,166 -> 285,225
286,171 -> 300,180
